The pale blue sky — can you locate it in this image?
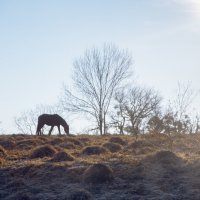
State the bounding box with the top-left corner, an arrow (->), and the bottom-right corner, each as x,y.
0,0 -> 200,133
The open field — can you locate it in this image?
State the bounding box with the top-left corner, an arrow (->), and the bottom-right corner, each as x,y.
1,133 -> 200,199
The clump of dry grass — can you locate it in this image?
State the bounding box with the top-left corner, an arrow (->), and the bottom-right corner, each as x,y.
128,140 -> 153,149
49,137 -> 64,145
109,136 -> 127,146
50,151 -> 74,162
30,145 -> 57,159
141,150 -> 184,168
81,146 -> 108,155
126,140 -> 156,154
0,145 -> 7,157
83,163 -> 114,184
67,188 -> 92,200
59,142 -> 76,149
0,140 -> 15,149
103,142 -> 122,153
0,157 -> 5,166
65,137 -> 83,147
16,139 -> 43,150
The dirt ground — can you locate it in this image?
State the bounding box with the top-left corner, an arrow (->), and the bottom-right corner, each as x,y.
1,133 -> 200,200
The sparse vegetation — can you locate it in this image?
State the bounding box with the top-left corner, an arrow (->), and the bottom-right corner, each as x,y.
0,145 -> 7,157
50,151 -> 74,162
102,142 -> 122,153
109,136 -> 127,145
30,144 -> 57,159
81,145 -> 108,155
1,134 -> 200,199
82,163 -> 114,184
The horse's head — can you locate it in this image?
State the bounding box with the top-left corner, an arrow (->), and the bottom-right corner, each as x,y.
64,124 -> 69,135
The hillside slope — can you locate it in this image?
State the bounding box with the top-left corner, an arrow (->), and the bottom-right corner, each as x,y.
1,133 -> 200,200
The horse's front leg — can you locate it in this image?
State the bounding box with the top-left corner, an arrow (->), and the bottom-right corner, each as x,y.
48,126 -> 54,136
57,125 -> 61,135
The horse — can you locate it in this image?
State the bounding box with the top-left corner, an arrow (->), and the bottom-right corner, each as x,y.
36,114 -> 69,136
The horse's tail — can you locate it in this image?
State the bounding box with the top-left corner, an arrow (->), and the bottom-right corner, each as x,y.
36,116 -> 42,135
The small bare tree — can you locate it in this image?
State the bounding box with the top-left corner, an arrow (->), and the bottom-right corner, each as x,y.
173,82 -> 196,121
167,82 -> 199,134
113,86 -> 162,135
61,44 -> 133,135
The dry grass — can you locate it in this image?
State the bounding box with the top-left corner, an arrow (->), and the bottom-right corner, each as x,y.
82,163 -> 114,184
1,133 -> 200,199
50,151 -> 74,162
30,144 -> 57,159
102,142 -> 122,153
81,145 -> 108,155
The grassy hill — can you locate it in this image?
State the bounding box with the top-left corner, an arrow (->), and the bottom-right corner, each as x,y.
1,133 -> 200,200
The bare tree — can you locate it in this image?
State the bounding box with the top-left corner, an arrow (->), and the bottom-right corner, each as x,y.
15,104 -> 61,134
110,91 -> 126,134
114,86 -> 162,135
173,82 -> 197,121
61,44 -> 133,135
166,82 -> 199,134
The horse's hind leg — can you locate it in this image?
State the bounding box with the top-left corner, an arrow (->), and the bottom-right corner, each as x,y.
48,126 -> 54,136
36,122 -> 44,136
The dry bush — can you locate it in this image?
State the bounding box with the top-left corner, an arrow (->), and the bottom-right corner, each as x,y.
109,136 -> 127,146
0,145 -> 7,157
30,145 -> 57,159
81,146 -> 108,155
102,142 -> 122,153
67,188 -> 92,200
50,151 -> 74,162
82,163 -> 114,184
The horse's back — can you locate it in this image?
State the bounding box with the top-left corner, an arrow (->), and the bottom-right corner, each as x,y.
38,114 -> 64,126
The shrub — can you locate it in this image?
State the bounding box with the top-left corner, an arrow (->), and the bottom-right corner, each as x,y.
103,142 -> 122,153
50,151 -> 74,162
109,137 -> 127,146
81,146 -> 108,155
30,145 -> 57,159
82,163 -> 114,184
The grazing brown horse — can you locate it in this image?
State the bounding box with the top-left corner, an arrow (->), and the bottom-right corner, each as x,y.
36,114 -> 69,136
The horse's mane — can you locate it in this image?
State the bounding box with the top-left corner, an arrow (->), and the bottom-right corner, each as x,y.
55,114 -> 68,127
